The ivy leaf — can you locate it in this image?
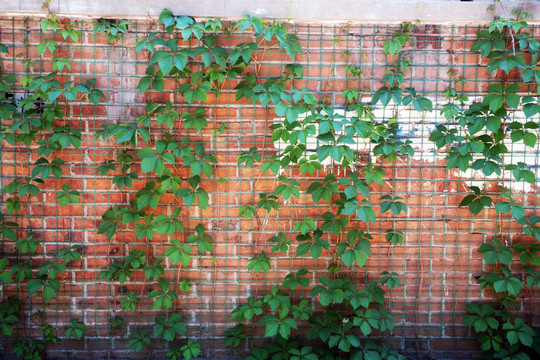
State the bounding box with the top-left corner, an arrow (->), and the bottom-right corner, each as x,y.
502,318 -> 534,347
174,52 -> 188,71
248,252 -> 271,273
165,240 -> 192,267
158,8 -> 176,29
180,340 -> 201,360
357,200 -> 376,224
493,276 -> 523,296
385,229 -> 404,245
412,97 -> 433,112
336,230 -> 372,268
459,189 -> 492,216
137,75 -> 152,93
158,53 -> 174,75
478,238 -> 513,266
523,132 -> 537,148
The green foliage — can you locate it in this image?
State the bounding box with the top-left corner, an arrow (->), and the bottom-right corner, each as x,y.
138,146 -> 175,177
144,259 -> 165,280
99,249 -> 146,284
93,19 -> 130,43
274,176 -> 301,201
231,296 -> 263,321
385,229 -> 404,245
295,229 -> 329,260
503,318 -> 535,347
137,66 -> 164,93
26,275 -> 60,303
127,330 -> 151,352
16,232 -> 40,254
259,314 -> 298,340
12,340 -> 45,360
65,318 -> 88,340
179,278 -> 192,293
154,313 -> 187,342
455,12 -> 540,359
32,157 -> 64,179
336,230 -> 372,268
496,187 -> 527,221
248,251 -> 271,273
459,186 -> 493,216
383,29 -> 410,55
57,245 -> 82,263
113,165 -> 138,190
149,278 -> 178,310
306,174 -> 339,203
224,324 -> 247,348
310,276 -> 346,306
380,271 -> 401,290
6,196 -> 22,215
55,184 -> 80,206
239,204 -> 257,219
478,238 -> 513,266
97,205 -> 122,240
282,268 -> 310,290
9,263 -> 32,284
379,195 -> 407,215
120,291 -> 140,311
3,6 -> 538,360
177,175 -> 210,209
180,339 -> 201,360
0,13 -> 108,357
182,108 -> 208,132
464,304 -> 499,334
187,224 -> 214,253
246,348 -> 269,360
506,162 -> 535,184
269,232 -> 291,254
165,240 -> 192,267
42,323 -> 59,343
0,214 -> 17,241
238,147 -> 262,167
0,258 -> 12,284
2,177 -> 43,198
51,126 -> 82,148
155,208 -> 184,236
110,316 -> 124,329
258,193 -> 280,213
0,297 -> 20,336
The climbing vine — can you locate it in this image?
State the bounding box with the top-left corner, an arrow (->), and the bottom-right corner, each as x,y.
0,5 -> 539,360
226,19 -> 432,360
436,9 -> 540,360
0,11 -> 105,358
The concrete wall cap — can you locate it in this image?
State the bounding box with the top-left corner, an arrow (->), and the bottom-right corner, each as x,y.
2,0 -> 540,24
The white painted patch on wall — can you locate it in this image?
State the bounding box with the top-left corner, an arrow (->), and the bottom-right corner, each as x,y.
248,8 -> 268,15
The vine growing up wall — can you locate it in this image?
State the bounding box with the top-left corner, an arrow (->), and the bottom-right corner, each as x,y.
0,6 -> 538,360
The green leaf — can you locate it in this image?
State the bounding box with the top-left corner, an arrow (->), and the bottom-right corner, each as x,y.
357,202 -> 376,224
174,52 -> 188,71
524,132 -> 537,148
264,322 -> 279,337
158,53 -> 174,74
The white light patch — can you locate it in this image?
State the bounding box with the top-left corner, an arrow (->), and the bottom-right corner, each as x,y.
272,101 -> 539,193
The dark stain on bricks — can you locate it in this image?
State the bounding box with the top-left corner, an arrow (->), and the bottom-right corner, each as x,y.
415,25 -> 442,50
212,219 -> 238,230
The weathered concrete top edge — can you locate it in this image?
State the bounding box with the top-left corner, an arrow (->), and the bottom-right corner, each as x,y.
2,0 -> 540,24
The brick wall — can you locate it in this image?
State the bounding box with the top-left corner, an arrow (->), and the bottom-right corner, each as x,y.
0,17 -> 539,360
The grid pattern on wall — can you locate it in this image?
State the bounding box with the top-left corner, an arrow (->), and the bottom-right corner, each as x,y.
0,17 -> 539,359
